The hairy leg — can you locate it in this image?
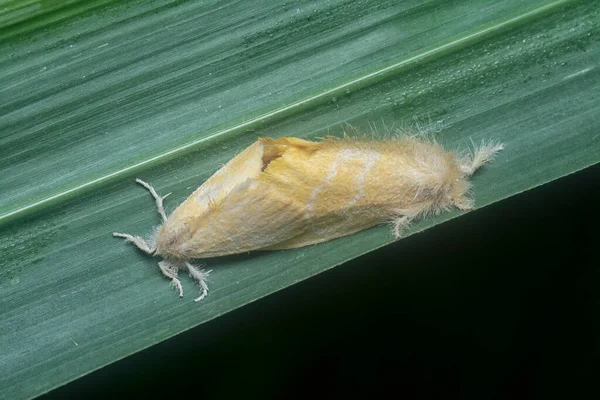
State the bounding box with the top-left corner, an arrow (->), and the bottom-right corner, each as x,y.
186,262 -> 211,302
158,260 -> 184,298
392,215 -> 413,239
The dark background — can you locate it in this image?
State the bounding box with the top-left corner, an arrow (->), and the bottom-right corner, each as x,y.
43,164 -> 599,399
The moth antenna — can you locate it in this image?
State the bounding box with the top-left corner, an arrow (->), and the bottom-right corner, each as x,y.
460,140 -> 504,176
135,179 -> 170,222
113,232 -> 156,255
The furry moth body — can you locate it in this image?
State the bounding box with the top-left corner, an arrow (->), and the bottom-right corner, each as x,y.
114,135 -> 503,301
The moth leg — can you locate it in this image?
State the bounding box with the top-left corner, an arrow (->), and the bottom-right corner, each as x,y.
136,178 -> 171,223
113,232 -> 155,255
158,260 -> 184,298
392,215 -> 414,239
186,262 -> 211,302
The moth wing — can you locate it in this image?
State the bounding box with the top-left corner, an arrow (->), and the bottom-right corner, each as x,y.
259,138 -> 386,249
171,137 -> 319,219
182,178 -> 307,257
192,141 -> 265,212
263,209 -> 381,250
161,137 -> 321,258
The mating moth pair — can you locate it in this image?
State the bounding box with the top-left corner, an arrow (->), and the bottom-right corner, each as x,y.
114,135 -> 503,301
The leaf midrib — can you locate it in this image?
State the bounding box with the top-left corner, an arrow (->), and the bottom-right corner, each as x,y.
0,0 -> 571,225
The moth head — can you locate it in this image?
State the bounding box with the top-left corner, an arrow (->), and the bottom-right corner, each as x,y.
448,176 -> 474,211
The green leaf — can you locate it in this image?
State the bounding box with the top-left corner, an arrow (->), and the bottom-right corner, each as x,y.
1,0 -> 598,398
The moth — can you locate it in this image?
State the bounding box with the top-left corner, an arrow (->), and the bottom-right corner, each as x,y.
114,135 -> 503,301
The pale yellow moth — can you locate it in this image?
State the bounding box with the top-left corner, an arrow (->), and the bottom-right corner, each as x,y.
114,134 -> 503,302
